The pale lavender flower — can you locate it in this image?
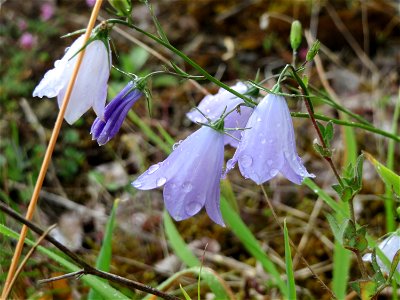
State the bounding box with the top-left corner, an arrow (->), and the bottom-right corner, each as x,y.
363,233 -> 400,283
40,3 -> 55,21
86,0 -> 96,7
132,126 -> 225,225
19,32 -> 36,50
33,35 -> 111,124
225,94 -> 314,185
91,82 -> 143,145
186,82 -> 253,147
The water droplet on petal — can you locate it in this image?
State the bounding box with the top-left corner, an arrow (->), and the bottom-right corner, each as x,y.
277,123 -> 281,127
156,177 -> 167,187
148,163 -> 160,174
182,182 -> 193,192
268,139 -> 274,144
174,215 -> 183,221
239,155 -> 253,167
185,201 -> 202,215
261,139 -> 266,144
132,181 -> 141,188
267,159 -> 273,166
172,140 -> 183,150
257,117 -> 262,122
269,169 -> 278,177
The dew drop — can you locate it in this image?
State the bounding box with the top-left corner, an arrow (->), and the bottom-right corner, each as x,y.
267,159 -> 273,166
257,117 -> 262,122
261,139 -> 266,144
156,177 -> 167,187
132,181 -> 141,188
239,155 -> 253,167
172,140 -> 183,150
313,189 -> 318,193
268,139 -> 274,144
185,201 -> 202,215
174,215 -> 183,221
148,163 -> 160,174
182,182 -> 193,192
269,169 -> 278,177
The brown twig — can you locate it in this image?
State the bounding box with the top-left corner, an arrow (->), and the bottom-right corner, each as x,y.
0,200 -> 181,300
1,1 -> 105,298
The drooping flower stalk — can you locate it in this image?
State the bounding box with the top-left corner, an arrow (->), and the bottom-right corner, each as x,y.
132,126 -> 225,226
91,81 -> 143,145
225,93 -> 314,185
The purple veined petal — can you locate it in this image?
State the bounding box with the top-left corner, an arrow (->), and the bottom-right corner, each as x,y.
33,35 -> 111,124
132,126 -> 225,225
187,82 -> 252,147
90,82 -> 143,145
223,105 -> 253,147
225,94 -> 314,185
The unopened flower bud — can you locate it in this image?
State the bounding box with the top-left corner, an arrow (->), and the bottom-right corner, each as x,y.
290,20 -> 302,51
306,40 -> 321,61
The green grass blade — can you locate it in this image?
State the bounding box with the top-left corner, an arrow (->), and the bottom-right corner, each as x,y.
220,197 -> 287,296
127,111 -> 172,154
303,178 -> 348,217
364,152 -> 400,195
142,266 -> 234,300
163,210 -> 200,267
284,220 -> 296,299
0,224 -> 129,300
88,199 -> 120,300
385,92 -> 399,234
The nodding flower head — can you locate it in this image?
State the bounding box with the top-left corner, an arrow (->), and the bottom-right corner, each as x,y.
132,126 -> 226,226
225,93 -> 314,185
91,81 -> 143,145
363,232 -> 400,283
186,82 -> 253,148
33,34 -> 111,124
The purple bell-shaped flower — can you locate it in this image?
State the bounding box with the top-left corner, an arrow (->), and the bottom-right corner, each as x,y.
132,126 -> 225,226
225,93 -> 314,185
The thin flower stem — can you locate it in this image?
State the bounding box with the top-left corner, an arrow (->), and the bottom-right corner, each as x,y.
0,1 -> 104,298
348,197 -> 369,279
106,18 -> 257,107
0,201 -> 181,300
287,65 -> 345,187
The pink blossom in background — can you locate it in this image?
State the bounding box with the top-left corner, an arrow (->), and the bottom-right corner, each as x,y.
40,3 -> 55,21
17,19 -> 27,31
19,33 -> 36,50
86,0 -> 96,7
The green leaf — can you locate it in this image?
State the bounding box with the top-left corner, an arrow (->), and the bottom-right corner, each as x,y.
325,121 -> 334,146
163,210 -> 200,267
220,197 -> 287,296
142,267 -> 234,300
284,220 -> 296,299
179,284 -> 191,300
88,199 -> 120,300
0,224 -> 129,300
388,249 -> 400,283
364,151 -> 400,195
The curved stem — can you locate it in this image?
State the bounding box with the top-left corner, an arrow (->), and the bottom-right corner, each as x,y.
106,18 -> 257,107
291,112 -> 400,142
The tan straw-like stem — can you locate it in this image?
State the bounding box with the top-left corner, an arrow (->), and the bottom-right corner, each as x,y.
1,1 -> 103,298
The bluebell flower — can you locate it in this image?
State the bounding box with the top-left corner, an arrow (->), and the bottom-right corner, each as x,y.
186,82 -> 253,148
91,81 -> 143,145
132,126 -> 225,225
363,232 -> 400,283
225,94 -> 314,184
33,35 -> 111,124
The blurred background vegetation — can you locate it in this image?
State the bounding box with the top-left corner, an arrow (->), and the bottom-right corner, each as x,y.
0,0 -> 399,299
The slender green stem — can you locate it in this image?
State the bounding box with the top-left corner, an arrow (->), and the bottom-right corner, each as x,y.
107,18 -> 257,107
291,112 -> 400,142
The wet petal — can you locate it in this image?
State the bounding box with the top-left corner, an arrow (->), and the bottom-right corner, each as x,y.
132,126 -> 225,225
